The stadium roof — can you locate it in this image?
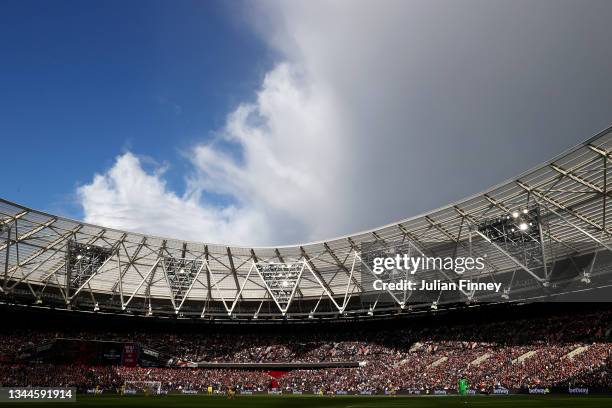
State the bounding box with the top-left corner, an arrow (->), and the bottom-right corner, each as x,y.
2,125 -> 612,321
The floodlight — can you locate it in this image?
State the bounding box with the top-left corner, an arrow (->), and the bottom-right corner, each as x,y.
581,272 -> 591,284
519,222 -> 529,231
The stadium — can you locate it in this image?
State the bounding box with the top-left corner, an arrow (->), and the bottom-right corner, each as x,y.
1,126 -> 611,407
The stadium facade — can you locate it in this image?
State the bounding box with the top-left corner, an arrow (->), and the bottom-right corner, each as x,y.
1,126 -> 612,321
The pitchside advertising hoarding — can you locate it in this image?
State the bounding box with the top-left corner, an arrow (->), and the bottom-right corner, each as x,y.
141,387 -> 594,396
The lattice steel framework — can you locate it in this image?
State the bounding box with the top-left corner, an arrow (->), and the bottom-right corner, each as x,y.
2,126 -> 612,320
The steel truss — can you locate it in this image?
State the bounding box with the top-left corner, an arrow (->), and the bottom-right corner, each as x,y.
1,126 -> 612,320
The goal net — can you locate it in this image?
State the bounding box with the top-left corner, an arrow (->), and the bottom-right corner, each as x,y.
124,381 -> 162,395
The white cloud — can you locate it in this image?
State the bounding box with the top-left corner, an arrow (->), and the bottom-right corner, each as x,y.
78,0 -> 612,246
77,152 -> 268,245
78,64 -> 350,245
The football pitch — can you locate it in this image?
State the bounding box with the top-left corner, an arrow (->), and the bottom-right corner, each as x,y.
3,395 -> 612,408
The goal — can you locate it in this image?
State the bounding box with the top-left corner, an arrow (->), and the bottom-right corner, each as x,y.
124,381 -> 162,395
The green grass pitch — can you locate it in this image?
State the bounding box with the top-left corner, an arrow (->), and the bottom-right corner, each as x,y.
2,394 -> 612,408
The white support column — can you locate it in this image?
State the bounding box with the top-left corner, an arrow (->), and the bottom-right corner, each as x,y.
302,261 -> 344,312
228,262 -> 256,315
340,252 -> 359,311
161,259 -> 177,311
254,260 -> 306,316
175,261 -> 206,313
206,264 -> 234,315
123,258 -> 162,309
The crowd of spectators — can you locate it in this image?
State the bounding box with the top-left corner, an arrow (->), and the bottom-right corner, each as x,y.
0,310 -> 609,393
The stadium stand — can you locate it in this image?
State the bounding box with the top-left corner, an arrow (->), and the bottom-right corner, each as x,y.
0,304 -> 609,394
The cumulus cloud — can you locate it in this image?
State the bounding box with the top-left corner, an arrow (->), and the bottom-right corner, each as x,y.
77,152 -> 268,244
78,0 -> 612,245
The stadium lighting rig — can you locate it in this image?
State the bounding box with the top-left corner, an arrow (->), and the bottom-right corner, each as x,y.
161,257 -> 205,314
65,241 -> 114,299
254,261 -> 305,316
501,288 -> 510,300
581,271 -> 592,284
477,207 -> 541,243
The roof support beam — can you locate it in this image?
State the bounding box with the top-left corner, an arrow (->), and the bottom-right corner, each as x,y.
450,207 -> 509,279
228,262 -> 256,315
324,242 -> 364,292
0,211 -> 28,226
588,144 -> 612,160
533,198 -> 612,253
549,163 -> 603,194
4,225 -> 84,291
204,245 -> 212,301
516,180 -> 609,234
123,257 -> 162,309
68,234 -> 125,301
300,246 -> 336,299
472,229 -> 544,283
112,237 -> 147,307
145,241 -> 166,310
175,260 -> 206,313
226,247 -> 242,301
396,223 -> 471,298
0,218 -> 56,252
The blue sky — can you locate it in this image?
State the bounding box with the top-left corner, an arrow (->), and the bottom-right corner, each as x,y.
2,1 -> 612,246
1,0 -> 271,214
